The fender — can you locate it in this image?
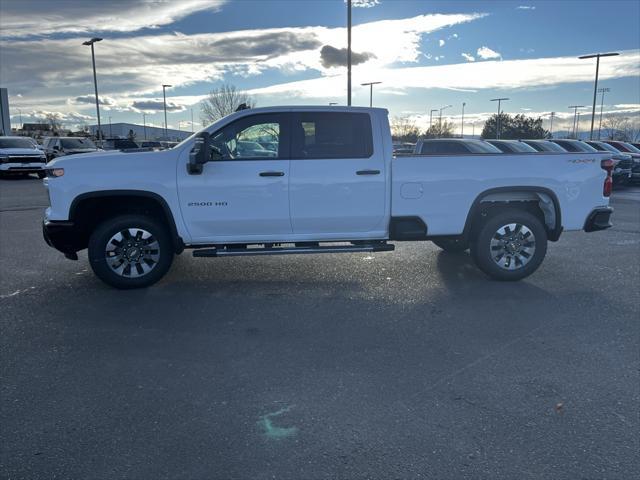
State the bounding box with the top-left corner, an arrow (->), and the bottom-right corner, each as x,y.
461,186 -> 563,242
69,189 -> 184,252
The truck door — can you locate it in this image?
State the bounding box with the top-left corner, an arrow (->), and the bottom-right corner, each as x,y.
288,111 -> 386,237
177,112 -> 291,242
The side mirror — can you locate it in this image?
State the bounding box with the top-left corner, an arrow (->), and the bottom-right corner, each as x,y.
187,132 -> 211,175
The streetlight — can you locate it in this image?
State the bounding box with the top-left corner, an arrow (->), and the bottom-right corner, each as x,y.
568,105 -> 585,138
429,109 -> 438,128
598,87 -> 610,140
82,37 -> 103,144
460,102 -> 466,137
490,98 -> 509,139
361,81 -> 382,107
576,112 -> 582,139
547,111 -> 556,138
347,0 -> 352,106
578,52 -> 619,140
438,104 -> 452,124
162,84 -> 172,139
16,108 -> 22,130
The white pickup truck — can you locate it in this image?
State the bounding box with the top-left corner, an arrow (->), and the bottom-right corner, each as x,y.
42,106 -> 614,289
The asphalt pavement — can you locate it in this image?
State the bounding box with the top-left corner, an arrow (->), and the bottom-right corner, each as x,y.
1,176 -> 639,479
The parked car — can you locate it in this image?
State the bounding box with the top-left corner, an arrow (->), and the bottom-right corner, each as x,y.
102,138 -> 140,150
43,137 -> 100,161
43,106 -> 614,288
520,140 -> 568,152
393,142 -> 416,154
548,139 -> 599,153
601,141 -> 640,183
139,141 -> 162,149
159,141 -> 179,149
585,141 -> 633,184
414,138 -> 502,154
485,139 -> 539,153
0,136 -> 47,177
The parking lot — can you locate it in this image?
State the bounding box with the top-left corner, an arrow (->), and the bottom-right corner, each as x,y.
1,177 -> 638,479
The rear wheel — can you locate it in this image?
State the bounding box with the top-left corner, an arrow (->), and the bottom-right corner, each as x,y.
88,214 -> 174,289
432,238 -> 469,253
470,209 -> 547,281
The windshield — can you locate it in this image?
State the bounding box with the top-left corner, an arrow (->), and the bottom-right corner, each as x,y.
61,138 -> 96,149
0,137 -> 37,149
621,142 -> 640,154
590,142 -> 620,153
466,140 -> 503,154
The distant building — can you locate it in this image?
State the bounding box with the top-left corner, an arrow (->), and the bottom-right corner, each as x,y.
88,122 -> 192,141
0,88 -> 10,135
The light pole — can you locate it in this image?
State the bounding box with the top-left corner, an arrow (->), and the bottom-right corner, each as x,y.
439,104 -> 452,124
548,111 -> 556,138
429,109 -> 438,128
461,102 -> 466,137
597,87 -> 610,140
576,112 -> 582,139
578,52 -> 619,140
143,113 -> 147,140
347,0 -> 352,106
162,84 -> 172,139
568,105 -> 585,138
191,108 -> 194,133
108,116 -> 112,137
361,81 -> 382,107
82,37 -> 103,144
490,97 -> 509,139
16,108 -> 22,130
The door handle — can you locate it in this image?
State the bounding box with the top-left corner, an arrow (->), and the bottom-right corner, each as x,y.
356,169 -> 381,175
259,171 -> 285,177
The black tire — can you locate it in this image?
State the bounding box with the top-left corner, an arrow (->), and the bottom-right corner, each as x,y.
432,238 -> 469,253
88,214 -> 174,289
470,209 -> 547,281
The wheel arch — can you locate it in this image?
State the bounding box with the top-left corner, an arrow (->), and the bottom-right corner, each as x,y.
69,190 -> 184,253
462,186 -> 563,242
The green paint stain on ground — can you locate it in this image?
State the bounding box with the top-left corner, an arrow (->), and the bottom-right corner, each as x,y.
257,406 -> 298,440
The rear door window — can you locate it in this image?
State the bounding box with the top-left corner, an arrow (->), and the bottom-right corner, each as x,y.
291,112 -> 373,159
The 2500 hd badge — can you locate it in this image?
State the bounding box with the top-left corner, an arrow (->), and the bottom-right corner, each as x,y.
187,201 -> 228,207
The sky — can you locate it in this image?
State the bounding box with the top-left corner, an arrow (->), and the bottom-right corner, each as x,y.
1,0 -> 639,135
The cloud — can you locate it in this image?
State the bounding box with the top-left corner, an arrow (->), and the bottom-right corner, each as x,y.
320,45 -> 376,68
477,46 -> 502,60
1,12 -> 486,111
0,0 -> 227,38
72,95 -> 116,106
351,0 -> 381,7
517,5 -> 536,10
130,100 -> 187,113
461,53 -> 475,62
439,39 -> 445,47
245,50 -> 640,100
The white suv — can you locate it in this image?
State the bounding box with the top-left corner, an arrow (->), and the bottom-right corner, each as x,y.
0,136 -> 47,178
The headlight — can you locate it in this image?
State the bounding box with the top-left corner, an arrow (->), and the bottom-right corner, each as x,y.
46,168 -> 65,177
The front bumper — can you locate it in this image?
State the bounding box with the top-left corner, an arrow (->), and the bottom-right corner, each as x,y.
0,162 -> 45,173
42,220 -> 82,259
584,207 -> 613,232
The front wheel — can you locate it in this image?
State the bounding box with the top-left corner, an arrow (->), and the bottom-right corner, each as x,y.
88,215 -> 174,289
470,209 -> 547,281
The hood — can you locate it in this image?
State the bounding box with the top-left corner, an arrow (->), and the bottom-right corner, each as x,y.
0,147 -> 44,156
47,148 -> 171,169
64,148 -> 100,154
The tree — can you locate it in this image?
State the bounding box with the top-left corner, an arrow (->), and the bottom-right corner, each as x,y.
45,113 -> 62,132
422,119 -> 455,139
200,84 -> 255,124
390,116 -> 420,142
601,115 -> 639,142
481,113 -> 550,139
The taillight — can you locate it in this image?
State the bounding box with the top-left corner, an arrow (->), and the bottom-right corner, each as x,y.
601,159 -> 614,197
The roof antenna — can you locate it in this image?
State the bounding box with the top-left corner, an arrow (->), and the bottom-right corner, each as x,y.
235,103 -> 250,112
